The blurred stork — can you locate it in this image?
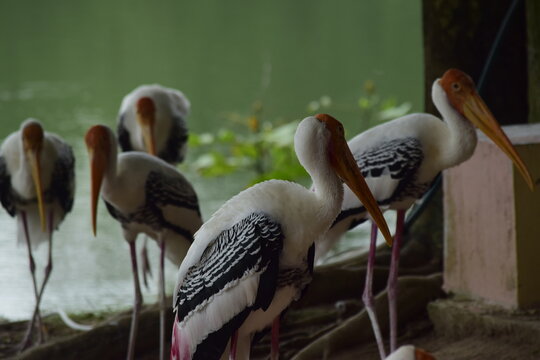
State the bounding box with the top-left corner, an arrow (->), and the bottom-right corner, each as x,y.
117,84 -> 190,163
85,124 -> 201,360
385,345 -> 435,360
117,84 -> 191,287
0,119 -> 75,349
170,114 -> 392,360
315,69 -> 534,359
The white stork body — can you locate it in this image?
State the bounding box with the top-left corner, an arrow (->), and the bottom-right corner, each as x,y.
317,70 -> 533,262
117,84 -> 191,296
171,114 -> 392,360
314,69 -> 534,359
316,109 -> 476,260
117,84 -> 190,164
0,118 -> 75,349
99,152 -> 201,263
86,125 -> 202,360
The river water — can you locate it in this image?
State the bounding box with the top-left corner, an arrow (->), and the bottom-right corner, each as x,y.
0,0 -> 422,320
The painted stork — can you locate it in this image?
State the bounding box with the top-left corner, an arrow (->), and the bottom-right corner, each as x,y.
117,84 -> 190,163
315,69 -> 534,358
85,124 -> 202,360
117,84 -> 191,288
170,114 -> 393,360
385,345 -> 435,360
0,118 -> 75,349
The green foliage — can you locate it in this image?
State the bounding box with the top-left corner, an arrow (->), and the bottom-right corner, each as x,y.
357,80 -> 412,128
188,103 -> 308,186
188,81 -> 411,187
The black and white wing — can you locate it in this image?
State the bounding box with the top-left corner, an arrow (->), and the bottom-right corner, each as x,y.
145,170 -> 200,213
0,155 -> 15,217
356,137 -> 426,205
331,137 -> 427,231
173,212 -> 283,360
105,170 -> 201,240
144,170 -> 201,239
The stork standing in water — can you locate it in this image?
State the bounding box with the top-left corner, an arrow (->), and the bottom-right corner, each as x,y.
0,119 -> 75,349
315,69 -> 535,359
85,124 -> 202,360
117,84 -> 191,287
170,114 -> 393,360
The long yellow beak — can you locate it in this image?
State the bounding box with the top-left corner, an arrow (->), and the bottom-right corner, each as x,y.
463,92 -> 534,190
137,114 -> 157,156
28,149 -> 46,231
330,125 -> 393,246
88,148 -> 106,236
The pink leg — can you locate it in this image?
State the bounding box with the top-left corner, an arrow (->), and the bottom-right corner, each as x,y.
19,211 -> 44,350
362,222 -> 386,360
229,331 -> 238,360
30,211 -> 55,344
271,317 -> 280,360
127,241 -> 143,360
158,236 -> 166,360
387,209 -> 405,353
141,236 -> 152,288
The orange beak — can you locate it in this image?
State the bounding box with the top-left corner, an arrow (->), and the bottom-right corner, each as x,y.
27,148 -> 46,231
85,125 -> 111,236
317,114 -> 393,246
415,348 -> 436,360
462,91 -> 534,190
88,148 -> 106,236
137,115 -> 157,156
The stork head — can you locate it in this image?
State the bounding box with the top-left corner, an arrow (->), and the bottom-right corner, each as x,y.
386,345 -> 436,360
21,119 -> 46,231
439,69 -> 534,191
136,97 -> 157,156
85,125 -> 113,236
414,348 -> 436,360
314,114 -> 393,246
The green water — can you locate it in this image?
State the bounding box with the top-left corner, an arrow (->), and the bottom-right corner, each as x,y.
0,1 -> 422,320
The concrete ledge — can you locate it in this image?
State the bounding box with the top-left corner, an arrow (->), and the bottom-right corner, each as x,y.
428,298 -> 540,344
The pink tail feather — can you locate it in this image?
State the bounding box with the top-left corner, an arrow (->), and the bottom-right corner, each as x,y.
171,316 -> 191,360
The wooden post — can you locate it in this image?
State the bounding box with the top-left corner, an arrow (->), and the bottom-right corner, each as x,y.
526,0 -> 540,123
444,124 -> 540,309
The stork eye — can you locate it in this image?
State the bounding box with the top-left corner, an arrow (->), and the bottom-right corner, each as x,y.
452,82 -> 461,91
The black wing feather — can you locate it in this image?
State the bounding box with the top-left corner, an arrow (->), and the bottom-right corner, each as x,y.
331,137 -> 427,231
117,114 -> 133,152
159,116 -> 188,164
0,156 -> 15,217
104,170 -> 200,240
145,171 -> 200,214
50,142 -> 75,214
354,136 -> 426,206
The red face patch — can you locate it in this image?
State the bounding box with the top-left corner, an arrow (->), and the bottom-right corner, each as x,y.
137,97 -> 156,117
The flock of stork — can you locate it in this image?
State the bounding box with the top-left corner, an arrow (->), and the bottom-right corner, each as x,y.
0,69 -> 535,360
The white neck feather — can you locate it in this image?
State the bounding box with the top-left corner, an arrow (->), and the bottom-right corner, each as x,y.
295,118 -> 343,229
432,81 -> 478,169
